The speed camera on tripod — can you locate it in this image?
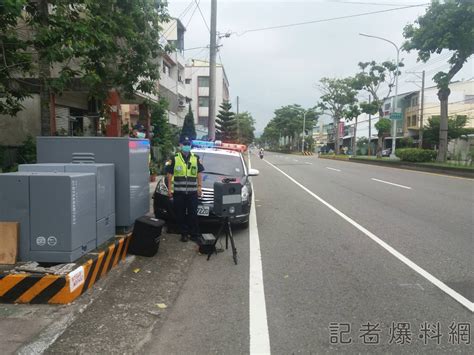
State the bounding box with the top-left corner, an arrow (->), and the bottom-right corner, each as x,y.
213,179 -> 242,218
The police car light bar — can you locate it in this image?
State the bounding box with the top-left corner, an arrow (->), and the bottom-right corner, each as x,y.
191,139 -> 247,152
191,140 -> 215,148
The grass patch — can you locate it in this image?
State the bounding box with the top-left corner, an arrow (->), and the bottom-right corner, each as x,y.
319,154 -> 350,160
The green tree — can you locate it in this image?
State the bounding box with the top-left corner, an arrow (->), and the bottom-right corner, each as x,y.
374,118 -> 391,158
0,0 -> 170,135
343,104 -> 362,155
216,101 -> 237,142
235,112 -> 256,145
403,0 -> 474,162
351,61 -> 404,117
423,115 -> 473,148
318,78 -> 358,154
0,1 -> 34,116
150,98 -> 174,171
180,103 -> 196,142
272,104 -> 318,151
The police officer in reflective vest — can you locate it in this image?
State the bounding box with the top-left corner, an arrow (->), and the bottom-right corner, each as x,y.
166,137 -> 204,242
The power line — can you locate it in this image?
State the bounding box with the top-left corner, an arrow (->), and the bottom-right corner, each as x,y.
330,1 -> 424,5
235,3 -> 429,36
185,2 -> 200,28
195,0 -> 210,33
163,0 -> 195,37
404,53 -> 452,72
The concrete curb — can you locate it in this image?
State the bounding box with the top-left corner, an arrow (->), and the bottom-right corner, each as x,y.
0,236 -> 131,304
348,157 -> 474,178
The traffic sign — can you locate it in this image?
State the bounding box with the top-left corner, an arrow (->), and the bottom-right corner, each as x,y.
390,112 -> 402,120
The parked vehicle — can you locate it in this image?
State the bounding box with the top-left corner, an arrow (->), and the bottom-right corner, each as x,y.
382,148 -> 392,157
153,144 -> 259,227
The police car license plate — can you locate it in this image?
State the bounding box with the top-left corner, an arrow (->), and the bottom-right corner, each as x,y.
197,205 -> 210,216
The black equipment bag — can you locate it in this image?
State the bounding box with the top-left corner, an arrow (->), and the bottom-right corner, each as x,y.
198,233 -> 216,255
129,216 -> 165,257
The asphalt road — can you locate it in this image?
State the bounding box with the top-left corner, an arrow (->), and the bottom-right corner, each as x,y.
141,152 -> 473,353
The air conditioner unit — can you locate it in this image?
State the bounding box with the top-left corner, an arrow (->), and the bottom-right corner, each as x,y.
178,100 -> 186,108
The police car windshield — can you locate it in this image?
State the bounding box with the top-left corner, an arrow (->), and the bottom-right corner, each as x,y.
200,153 -> 244,177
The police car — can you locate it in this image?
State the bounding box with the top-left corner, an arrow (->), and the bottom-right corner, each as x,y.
153,140 -> 259,228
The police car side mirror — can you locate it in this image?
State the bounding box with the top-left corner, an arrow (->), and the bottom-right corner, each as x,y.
248,168 -> 259,176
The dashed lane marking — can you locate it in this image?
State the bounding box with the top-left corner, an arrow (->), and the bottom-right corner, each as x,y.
263,159 -> 474,313
371,178 -> 412,190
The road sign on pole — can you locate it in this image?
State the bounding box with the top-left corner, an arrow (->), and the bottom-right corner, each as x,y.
390,112 -> 402,120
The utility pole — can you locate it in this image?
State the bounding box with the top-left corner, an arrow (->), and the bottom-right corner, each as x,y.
208,0 -> 217,140
236,95 -> 240,142
419,70 -> 425,148
302,110 -> 307,154
368,95 -> 372,156
38,0 -> 52,136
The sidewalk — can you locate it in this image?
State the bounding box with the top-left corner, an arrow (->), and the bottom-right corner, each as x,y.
0,180 -> 165,354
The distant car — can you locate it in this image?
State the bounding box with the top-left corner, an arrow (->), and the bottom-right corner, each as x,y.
382,148 -> 392,157
153,146 -> 259,228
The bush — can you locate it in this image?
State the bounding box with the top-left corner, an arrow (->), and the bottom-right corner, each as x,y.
18,135 -> 36,164
395,148 -> 437,162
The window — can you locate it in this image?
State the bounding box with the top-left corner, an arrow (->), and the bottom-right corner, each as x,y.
198,76 -> 210,87
162,63 -> 171,75
411,96 -> 418,107
185,78 -> 191,84
198,96 -> 209,107
384,103 -> 391,111
200,153 -> 244,177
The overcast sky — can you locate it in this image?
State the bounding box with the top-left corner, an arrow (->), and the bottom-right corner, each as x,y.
167,0 -> 474,133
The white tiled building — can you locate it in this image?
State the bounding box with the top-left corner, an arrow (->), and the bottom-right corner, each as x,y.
157,19 -> 191,127
185,59 -> 230,138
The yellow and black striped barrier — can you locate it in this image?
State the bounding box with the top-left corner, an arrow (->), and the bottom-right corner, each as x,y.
0,235 -> 131,304
302,151 -> 314,156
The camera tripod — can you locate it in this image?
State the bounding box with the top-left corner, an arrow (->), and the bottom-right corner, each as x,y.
207,216 -> 238,265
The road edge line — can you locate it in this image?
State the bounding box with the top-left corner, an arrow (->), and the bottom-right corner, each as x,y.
264,159 -> 474,313
249,155 -> 271,354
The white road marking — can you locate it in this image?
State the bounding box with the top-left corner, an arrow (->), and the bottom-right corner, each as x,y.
293,159 -> 299,162
248,157 -> 272,354
305,162 -> 312,165
263,159 -> 474,313
372,178 -> 412,190
326,167 -> 341,172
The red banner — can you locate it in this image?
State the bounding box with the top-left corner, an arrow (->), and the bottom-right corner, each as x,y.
338,122 -> 344,137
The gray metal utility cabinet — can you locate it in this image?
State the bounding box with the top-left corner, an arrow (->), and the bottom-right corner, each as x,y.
0,172 -> 96,263
36,137 -> 150,229
19,163 -> 116,247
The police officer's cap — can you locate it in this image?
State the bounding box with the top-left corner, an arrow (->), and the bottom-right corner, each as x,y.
181,137 -> 191,145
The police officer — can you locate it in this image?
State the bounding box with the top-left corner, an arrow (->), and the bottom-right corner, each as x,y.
166,137 -> 204,242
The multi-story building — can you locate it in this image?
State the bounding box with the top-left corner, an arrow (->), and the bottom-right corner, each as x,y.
185,59 -> 230,138
121,18 -> 191,131
345,79 -> 474,149
158,19 -> 190,128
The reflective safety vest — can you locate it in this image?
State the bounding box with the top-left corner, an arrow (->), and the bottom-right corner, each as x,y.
172,152 -> 198,193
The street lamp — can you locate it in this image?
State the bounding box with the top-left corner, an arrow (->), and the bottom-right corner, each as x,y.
302,110 -> 308,154
360,33 -> 400,159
